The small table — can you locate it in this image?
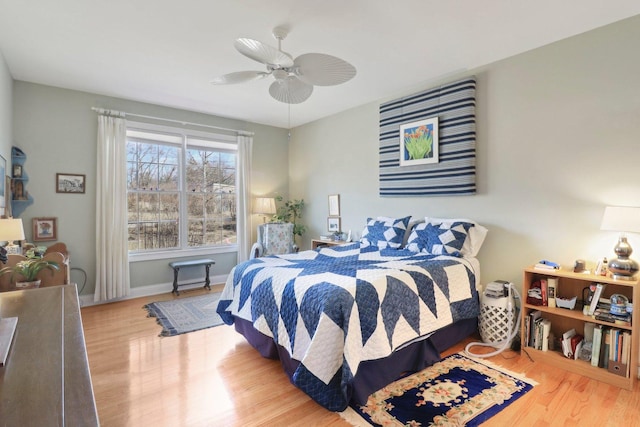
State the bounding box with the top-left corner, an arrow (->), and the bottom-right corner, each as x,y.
311,239 -> 346,250
168,259 -> 215,295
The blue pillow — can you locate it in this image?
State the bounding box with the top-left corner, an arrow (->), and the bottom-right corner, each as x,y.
406,221 -> 474,255
360,216 -> 411,249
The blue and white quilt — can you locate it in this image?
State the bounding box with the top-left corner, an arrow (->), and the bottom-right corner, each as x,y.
216,243 -> 480,411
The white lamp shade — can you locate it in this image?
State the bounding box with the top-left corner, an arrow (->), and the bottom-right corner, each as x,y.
0,218 -> 25,242
600,206 -> 640,233
254,197 -> 276,215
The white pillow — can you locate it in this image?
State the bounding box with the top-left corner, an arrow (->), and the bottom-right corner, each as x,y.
424,217 -> 488,257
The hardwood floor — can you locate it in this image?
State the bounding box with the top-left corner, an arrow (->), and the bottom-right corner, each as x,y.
81,288 -> 640,426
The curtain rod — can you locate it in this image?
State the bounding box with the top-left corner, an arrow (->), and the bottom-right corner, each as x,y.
90,107 -> 254,136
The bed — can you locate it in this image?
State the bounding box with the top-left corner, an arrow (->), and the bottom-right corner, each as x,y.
216,216 -> 486,411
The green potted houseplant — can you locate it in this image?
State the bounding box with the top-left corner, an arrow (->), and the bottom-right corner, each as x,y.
273,195 -> 306,245
0,258 -> 60,289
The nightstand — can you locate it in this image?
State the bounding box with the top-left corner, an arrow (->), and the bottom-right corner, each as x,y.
311,239 -> 346,250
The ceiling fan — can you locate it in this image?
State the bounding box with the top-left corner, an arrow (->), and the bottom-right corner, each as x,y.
211,27 -> 356,104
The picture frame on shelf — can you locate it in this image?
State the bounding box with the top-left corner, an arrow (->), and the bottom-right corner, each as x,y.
327,217 -> 341,233
33,217 -> 57,241
12,164 -> 22,178
56,173 -> 85,194
328,194 -> 340,216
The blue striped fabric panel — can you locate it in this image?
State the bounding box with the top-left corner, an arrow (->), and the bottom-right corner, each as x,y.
379,77 -> 476,196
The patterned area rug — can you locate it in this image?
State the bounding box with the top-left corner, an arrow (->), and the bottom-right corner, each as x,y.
143,292 -> 223,337
341,352 -> 535,426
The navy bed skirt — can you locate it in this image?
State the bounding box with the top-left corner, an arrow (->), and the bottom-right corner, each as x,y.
233,316 -> 478,407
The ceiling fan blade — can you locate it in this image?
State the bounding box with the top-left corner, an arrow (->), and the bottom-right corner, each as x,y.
269,76 -> 313,104
294,53 -> 356,86
210,70 -> 270,85
234,38 -> 294,67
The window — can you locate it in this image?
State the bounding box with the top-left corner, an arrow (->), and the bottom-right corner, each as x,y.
126,125 -> 237,254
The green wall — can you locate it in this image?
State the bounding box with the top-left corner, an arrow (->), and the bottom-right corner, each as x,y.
0,51 -> 12,174
12,82 -> 289,297
289,15 -> 640,288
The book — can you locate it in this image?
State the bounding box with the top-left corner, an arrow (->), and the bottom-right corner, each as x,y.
587,283 -> 606,316
562,328 -> 576,358
541,319 -> 551,351
591,325 -> 603,367
528,310 -> 542,347
547,277 -> 557,308
534,262 -> 560,270
583,283 -> 597,314
570,334 -> 583,360
622,331 -> 631,377
600,328 -> 611,368
540,279 -> 548,306
583,322 -> 595,343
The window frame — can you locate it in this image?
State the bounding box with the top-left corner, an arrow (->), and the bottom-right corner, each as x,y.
126,121 -> 239,262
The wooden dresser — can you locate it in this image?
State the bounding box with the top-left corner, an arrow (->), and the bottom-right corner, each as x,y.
0,284 -> 99,425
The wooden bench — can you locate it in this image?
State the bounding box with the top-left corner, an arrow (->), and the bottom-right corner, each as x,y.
168,259 -> 215,295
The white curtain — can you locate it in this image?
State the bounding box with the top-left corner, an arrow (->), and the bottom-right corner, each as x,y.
236,132 -> 253,263
94,113 -> 130,302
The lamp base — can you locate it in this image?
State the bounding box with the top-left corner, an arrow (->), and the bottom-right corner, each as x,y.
5,242 -> 20,255
608,257 -> 638,280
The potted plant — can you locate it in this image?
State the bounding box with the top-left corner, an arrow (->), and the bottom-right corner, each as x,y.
0,258 -> 60,289
273,195 -> 306,245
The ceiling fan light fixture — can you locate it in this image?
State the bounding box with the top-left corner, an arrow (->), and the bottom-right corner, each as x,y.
269,76 -> 313,104
212,27 -> 355,104
272,69 -> 289,80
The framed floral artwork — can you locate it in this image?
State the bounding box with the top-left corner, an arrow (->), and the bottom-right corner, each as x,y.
399,116 -> 439,167
33,217 -> 58,241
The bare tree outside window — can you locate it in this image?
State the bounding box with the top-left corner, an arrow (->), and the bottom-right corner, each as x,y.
126,132 -> 237,252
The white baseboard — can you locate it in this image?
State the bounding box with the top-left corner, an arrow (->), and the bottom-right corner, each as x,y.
78,274 -> 228,307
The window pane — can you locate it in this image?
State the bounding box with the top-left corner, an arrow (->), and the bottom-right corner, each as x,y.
159,193 -> 179,220
139,163 -> 158,190
159,165 -> 178,191
127,127 -> 237,253
187,193 -> 204,218
158,221 -> 179,249
128,224 -> 139,251
188,220 -> 204,247
127,193 -> 139,222
139,193 -> 159,222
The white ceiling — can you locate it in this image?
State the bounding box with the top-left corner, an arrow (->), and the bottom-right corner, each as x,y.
1,1 -> 639,128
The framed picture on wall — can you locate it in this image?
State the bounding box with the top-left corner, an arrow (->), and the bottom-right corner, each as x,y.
327,217 -> 341,233
33,217 -> 58,241
56,173 -> 86,194
328,194 -> 340,216
399,116 -> 439,167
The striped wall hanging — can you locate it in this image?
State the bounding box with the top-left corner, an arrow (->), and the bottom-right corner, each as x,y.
379,77 -> 476,196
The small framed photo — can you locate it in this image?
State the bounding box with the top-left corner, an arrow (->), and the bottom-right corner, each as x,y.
33,217 -> 58,241
399,116 -> 439,167
12,164 -> 22,178
327,217 -> 341,233
328,194 -> 340,216
56,173 -> 86,194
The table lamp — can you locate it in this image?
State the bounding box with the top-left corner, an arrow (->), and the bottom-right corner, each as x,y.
600,206 -> 640,279
0,218 -> 25,255
254,197 -> 276,223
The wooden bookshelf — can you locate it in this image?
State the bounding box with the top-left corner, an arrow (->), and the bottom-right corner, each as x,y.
521,266 -> 639,390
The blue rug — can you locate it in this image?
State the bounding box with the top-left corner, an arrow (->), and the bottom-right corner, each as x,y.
143,292 -> 224,337
341,352 -> 535,426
